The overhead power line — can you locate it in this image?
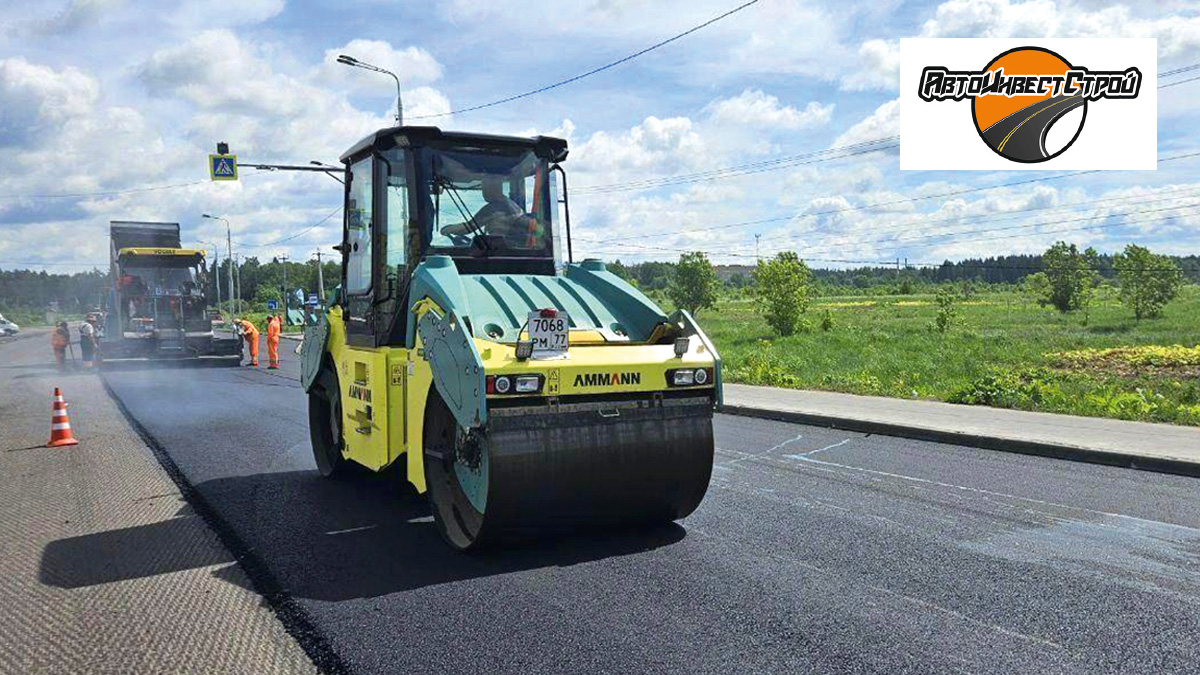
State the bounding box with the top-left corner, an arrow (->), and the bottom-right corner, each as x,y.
0,180 -> 208,201
237,207 -> 343,249
1159,75 -> 1200,90
720,183 -> 1200,252
0,260 -> 108,267
1160,62 -> 1200,78
749,201 -> 1200,258
587,206 -> 1200,262
407,0 -> 761,120
578,182 -> 1200,253
573,63 -> 1200,197
573,137 -> 899,195
584,149 -> 1200,243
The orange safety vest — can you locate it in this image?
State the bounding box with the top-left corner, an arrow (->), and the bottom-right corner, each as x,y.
267,317 -> 281,339
239,320 -> 259,338
51,329 -> 68,349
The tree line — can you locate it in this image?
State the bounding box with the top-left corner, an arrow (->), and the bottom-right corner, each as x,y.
611,253 -> 1200,292
654,241 -> 1191,337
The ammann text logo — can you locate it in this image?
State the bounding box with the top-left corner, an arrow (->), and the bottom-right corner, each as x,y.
573,372 -> 641,387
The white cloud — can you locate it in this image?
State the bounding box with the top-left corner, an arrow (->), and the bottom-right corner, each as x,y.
832,98 -> 899,148
840,39 -> 900,91
921,0 -> 1200,58
0,58 -> 99,148
164,0 -> 285,28
318,40 -> 444,92
140,30 -> 433,162
141,29 -> 303,116
704,90 -> 833,130
25,0 -> 124,36
574,116 -> 707,177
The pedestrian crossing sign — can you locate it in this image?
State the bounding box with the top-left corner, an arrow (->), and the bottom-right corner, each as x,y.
209,154 -> 238,181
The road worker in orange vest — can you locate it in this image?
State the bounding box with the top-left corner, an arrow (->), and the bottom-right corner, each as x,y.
50,321 -> 70,371
237,317 -> 260,367
266,314 -> 282,369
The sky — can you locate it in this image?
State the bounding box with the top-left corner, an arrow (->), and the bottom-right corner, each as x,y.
1,0 -> 1199,273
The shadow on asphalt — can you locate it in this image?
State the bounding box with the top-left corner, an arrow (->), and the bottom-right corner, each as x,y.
40,507 -> 235,588
39,468 -> 688,599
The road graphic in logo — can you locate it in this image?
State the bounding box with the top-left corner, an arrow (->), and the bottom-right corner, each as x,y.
918,46 -> 1142,163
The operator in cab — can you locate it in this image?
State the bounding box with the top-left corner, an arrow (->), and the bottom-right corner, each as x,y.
440,175 -> 536,245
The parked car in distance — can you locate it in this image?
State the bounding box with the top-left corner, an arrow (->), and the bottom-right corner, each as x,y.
0,314 -> 21,335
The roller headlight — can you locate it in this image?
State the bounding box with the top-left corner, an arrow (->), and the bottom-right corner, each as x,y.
667,367 -> 714,387
514,375 -> 541,393
494,375 -> 512,393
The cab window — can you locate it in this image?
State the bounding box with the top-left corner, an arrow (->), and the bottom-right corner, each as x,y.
346,157 -> 373,294
385,164 -> 408,269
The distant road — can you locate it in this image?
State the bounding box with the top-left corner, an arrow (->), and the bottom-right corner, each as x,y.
982,95 -> 1086,161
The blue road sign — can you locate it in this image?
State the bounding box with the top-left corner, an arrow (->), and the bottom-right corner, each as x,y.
209,154 -> 238,181
306,293 -> 319,306
266,299 -> 279,310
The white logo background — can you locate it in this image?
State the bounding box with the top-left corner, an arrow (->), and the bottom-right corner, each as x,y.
900,38 -> 1157,171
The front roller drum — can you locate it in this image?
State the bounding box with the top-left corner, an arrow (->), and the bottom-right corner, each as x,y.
424,395 -> 714,550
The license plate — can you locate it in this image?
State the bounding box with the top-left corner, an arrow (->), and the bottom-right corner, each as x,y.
528,311 -> 569,359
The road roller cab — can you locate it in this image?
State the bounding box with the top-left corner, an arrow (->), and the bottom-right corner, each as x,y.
300,125 -> 721,549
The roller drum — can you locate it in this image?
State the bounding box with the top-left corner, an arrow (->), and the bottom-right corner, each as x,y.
425,395 -> 714,549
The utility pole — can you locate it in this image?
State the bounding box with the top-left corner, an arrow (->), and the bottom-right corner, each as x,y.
279,255 -> 289,317
233,254 -> 242,315
755,233 -> 761,262
314,250 -> 325,302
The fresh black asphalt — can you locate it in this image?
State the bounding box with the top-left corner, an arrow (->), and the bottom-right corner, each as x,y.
981,95 -> 1087,162
100,343 -> 1200,674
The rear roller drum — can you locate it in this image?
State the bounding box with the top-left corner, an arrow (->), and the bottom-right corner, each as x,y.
424,394 -> 489,550
308,365 -> 347,478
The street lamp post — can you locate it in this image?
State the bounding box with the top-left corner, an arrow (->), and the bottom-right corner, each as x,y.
337,54 -> 403,126
203,214 -> 236,315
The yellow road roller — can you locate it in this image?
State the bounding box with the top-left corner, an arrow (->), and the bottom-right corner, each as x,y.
300,126 -> 721,549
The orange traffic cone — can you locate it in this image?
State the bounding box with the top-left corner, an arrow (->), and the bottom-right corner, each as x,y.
47,387 -> 79,447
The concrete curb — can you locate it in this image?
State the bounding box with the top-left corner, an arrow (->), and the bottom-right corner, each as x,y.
719,403 -> 1200,480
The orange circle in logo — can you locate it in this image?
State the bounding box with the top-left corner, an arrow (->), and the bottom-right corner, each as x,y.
972,46 -> 1088,163
973,48 -> 1071,130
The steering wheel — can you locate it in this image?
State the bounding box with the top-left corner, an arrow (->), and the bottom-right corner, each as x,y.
447,232 -> 473,246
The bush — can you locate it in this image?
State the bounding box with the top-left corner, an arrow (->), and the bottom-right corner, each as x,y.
753,252 -> 813,336
1041,242 -> 1099,315
948,368 -> 1065,409
819,308 -> 834,332
931,286 -> 957,333
668,252 -> 719,316
1114,244 -> 1183,320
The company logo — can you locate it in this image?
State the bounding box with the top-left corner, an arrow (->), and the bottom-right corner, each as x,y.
918,46 -> 1142,163
573,371 -> 641,387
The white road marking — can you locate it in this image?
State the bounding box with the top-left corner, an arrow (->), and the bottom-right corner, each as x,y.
784,438 -> 851,459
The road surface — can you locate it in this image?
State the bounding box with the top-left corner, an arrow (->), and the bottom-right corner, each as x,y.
99,342 -> 1200,674
981,95 -> 1086,162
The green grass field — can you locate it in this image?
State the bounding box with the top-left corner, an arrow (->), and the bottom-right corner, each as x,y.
693,285 -> 1200,426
